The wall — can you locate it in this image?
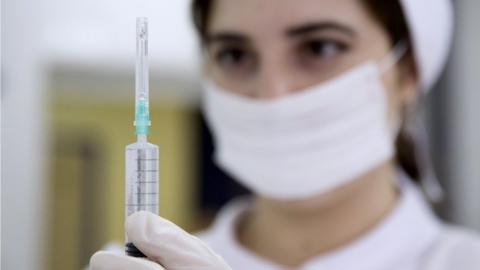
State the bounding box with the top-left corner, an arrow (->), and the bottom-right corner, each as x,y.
447,1 -> 480,230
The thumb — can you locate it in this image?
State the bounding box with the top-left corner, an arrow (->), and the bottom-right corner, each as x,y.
90,251 -> 165,270
126,211 -> 231,270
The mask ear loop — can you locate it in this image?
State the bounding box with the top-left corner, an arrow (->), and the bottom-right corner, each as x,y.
379,40 -> 409,73
382,40 -> 445,203
407,112 -> 445,203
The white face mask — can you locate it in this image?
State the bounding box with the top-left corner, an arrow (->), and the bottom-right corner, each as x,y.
202,45 -> 406,200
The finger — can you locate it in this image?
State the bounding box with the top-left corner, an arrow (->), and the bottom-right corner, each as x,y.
126,211 -> 231,270
90,251 -> 166,270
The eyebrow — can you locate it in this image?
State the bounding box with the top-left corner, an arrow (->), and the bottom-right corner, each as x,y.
205,32 -> 250,45
205,21 -> 355,45
287,21 -> 356,37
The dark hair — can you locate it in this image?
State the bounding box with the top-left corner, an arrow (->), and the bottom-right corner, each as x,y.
191,0 -> 421,182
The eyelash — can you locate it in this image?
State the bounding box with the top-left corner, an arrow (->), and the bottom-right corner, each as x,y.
299,39 -> 350,59
214,47 -> 254,68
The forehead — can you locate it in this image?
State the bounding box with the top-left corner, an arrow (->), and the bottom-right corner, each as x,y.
209,0 -> 375,34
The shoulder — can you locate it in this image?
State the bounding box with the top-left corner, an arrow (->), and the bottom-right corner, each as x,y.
194,197 -> 253,252
423,225 -> 480,270
194,222 -> 237,261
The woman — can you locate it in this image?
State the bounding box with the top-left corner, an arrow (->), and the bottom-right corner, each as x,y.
91,0 -> 480,269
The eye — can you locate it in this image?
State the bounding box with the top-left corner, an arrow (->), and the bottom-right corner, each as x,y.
212,46 -> 257,75
300,39 -> 349,60
217,48 -> 246,65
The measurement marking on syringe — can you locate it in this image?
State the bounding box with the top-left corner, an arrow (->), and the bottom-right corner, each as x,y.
134,159 -> 157,161
135,170 -> 158,172
133,192 -> 158,195
126,204 -> 158,206
134,181 -> 157,184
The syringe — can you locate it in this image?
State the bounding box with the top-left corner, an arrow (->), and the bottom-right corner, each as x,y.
125,17 -> 159,257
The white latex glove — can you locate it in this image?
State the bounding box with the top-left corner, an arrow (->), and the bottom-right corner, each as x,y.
90,211 -> 232,270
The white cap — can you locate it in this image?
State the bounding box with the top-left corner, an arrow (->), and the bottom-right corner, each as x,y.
399,0 -> 454,91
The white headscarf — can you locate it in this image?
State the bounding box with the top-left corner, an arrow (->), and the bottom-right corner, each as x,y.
400,0 -> 454,91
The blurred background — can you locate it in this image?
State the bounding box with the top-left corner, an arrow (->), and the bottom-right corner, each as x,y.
1,0 -> 479,269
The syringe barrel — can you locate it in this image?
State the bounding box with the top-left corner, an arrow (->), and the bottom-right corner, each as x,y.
125,141 -> 159,256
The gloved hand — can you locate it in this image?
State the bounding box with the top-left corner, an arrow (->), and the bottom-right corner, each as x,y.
90,211 -> 232,270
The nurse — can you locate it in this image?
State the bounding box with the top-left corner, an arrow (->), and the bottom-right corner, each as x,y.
91,0 -> 480,269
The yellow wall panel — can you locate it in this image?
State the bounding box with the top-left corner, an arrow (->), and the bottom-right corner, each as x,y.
48,100 -> 198,269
